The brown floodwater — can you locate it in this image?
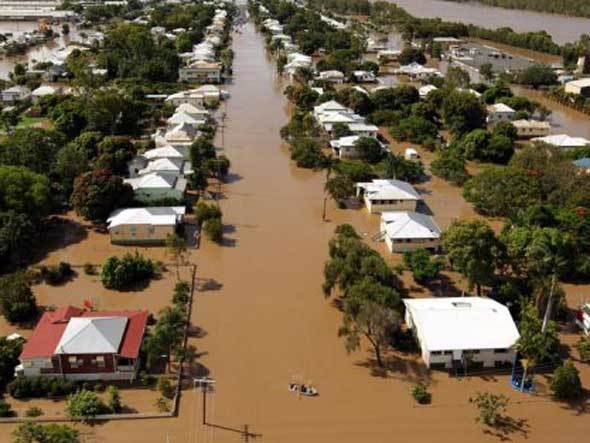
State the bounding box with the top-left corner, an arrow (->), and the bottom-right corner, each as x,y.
0,21 -> 80,80
391,0 -> 590,44
3,15 -> 590,443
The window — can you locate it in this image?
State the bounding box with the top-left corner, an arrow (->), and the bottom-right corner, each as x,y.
494,348 -> 508,354
430,351 -> 442,356
96,356 -> 105,367
68,356 -> 79,368
148,226 -> 155,235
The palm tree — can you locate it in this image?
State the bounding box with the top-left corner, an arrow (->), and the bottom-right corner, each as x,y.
527,229 -> 569,333
322,155 -> 337,222
384,152 -> 403,179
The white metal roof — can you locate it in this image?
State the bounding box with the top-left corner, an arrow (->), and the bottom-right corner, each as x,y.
55,317 -> 128,355
487,103 -> 516,114
532,133 -> 590,148
107,206 -> 186,228
144,145 -> 187,160
566,78 -> 590,88
357,179 -> 420,201
381,211 -> 441,240
403,297 -> 520,352
124,173 -> 178,190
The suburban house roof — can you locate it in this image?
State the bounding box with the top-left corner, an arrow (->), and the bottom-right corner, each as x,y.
167,111 -> 205,126
532,133 -> 590,148
381,211 -> 441,240
419,84 -> 438,98
124,172 -> 186,191
403,297 -> 520,352
175,103 -> 209,117
21,308 -> 148,359
31,85 -> 59,97
487,103 -> 516,114
330,135 -> 361,149
138,158 -> 192,176
144,145 -> 187,160
108,206 -> 185,228
357,179 -> 420,201
313,100 -> 349,115
348,122 -> 379,132
56,317 -> 128,355
512,119 -> 551,130
566,78 -> 590,88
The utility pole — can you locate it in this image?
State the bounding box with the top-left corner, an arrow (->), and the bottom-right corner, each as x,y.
194,377 -> 215,425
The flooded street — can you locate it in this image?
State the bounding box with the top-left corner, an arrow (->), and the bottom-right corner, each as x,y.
391,0 -> 590,44
68,19 -> 590,443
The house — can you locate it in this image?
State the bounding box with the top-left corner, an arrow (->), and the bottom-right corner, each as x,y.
377,49 -> 401,63
395,63 -> 441,80
403,297 -> 520,369
366,37 -> 387,53
565,78 -> 590,97
164,122 -> 199,146
136,158 -> 192,177
356,179 -> 420,213
175,103 -> 209,120
316,70 -> 345,84
573,157 -> 590,173
419,84 -> 438,99
532,134 -> 590,149
329,135 -> 372,159
352,70 -> 376,83
107,206 -> 186,245
348,122 -> 379,138
1,85 -> 30,103
405,147 -> 420,160
31,85 -> 61,100
179,60 -> 222,83
166,90 -> 206,107
512,119 -> 551,138
143,145 -> 189,161
486,103 -> 516,124
124,173 -> 187,203
17,307 -> 148,381
167,111 -> 206,129
433,36 -> 463,49
379,211 -> 441,253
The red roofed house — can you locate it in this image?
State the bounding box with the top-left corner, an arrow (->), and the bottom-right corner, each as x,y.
16,306 -> 148,381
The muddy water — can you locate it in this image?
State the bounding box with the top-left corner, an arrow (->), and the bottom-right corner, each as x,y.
3,16 -> 590,443
0,21 -> 79,79
391,0 -> 590,44
63,19 -> 590,443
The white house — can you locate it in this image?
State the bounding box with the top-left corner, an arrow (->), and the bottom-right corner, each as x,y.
348,122 -> 379,138
164,122 -> 199,146
512,119 -> 551,138
167,111 -> 206,129
144,145 -> 188,160
316,70 -> 345,84
403,297 -> 520,369
107,206 -> 186,245
395,63 -> 441,80
419,84 -> 438,99
124,173 -> 187,203
565,78 -> 590,97
1,85 -> 30,103
356,179 -> 420,213
532,133 -> 590,149
31,85 -> 61,99
175,103 -> 209,119
352,70 -> 376,83
379,211 -> 441,253
486,103 -> 516,124
377,49 -> 401,63
179,60 -> 222,83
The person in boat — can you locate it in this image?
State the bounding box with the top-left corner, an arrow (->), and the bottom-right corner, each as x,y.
289,383 -> 299,391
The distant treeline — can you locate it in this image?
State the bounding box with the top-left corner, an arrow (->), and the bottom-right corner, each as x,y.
311,0 -> 590,68
442,0 -> 590,18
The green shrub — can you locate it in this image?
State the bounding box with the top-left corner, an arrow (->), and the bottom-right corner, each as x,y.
172,281 -> 190,307
83,263 -> 96,275
410,383 -> 431,404
403,249 -> 444,284
7,376 -> 78,399
0,399 -> 15,417
0,271 -> 37,324
100,252 -> 154,290
66,390 -> 108,421
25,406 -> 43,417
107,385 -> 122,413
140,371 -> 156,387
204,218 -> 223,243
576,336 -> 590,362
155,396 -> 170,412
40,262 -> 74,285
550,360 -> 582,400
194,202 -> 222,224
157,377 -> 175,400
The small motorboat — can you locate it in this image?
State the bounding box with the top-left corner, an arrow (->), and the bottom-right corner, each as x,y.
288,383 -> 318,397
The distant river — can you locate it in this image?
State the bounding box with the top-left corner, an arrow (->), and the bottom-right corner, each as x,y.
391,0 -> 590,44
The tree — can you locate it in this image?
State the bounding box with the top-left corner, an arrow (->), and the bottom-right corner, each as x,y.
106,385 -> 122,413
0,335 -> 23,387
94,136 -> 136,175
353,137 -> 384,163
0,129 -> 65,175
445,66 -> 470,89
403,249 -> 444,284
442,220 -> 499,295
148,307 -> 186,371
550,361 -> 582,400
0,398 -> 14,417
381,153 -> 425,183
13,421 -> 78,443
390,116 -> 438,144
480,62 -> 494,82
442,91 -> 487,136
430,149 -> 469,186
166,233 -> 188,280
100,253 -> 155,290
71,169 -> 134,223
66,390 -> 107,421
517,64 -> 557,88
338,300 -> 400,368
399,47 -> 426,65
325,174 -> 354,205
470,392 -> 509,427
0,166 -> 52,218
576,336 -> 590,362
54,142 -> 91,197
203,217 -> 223,243
0,271 -> 37,324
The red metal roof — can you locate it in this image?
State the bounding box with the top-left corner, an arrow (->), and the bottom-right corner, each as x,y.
20,307 -> 148,360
